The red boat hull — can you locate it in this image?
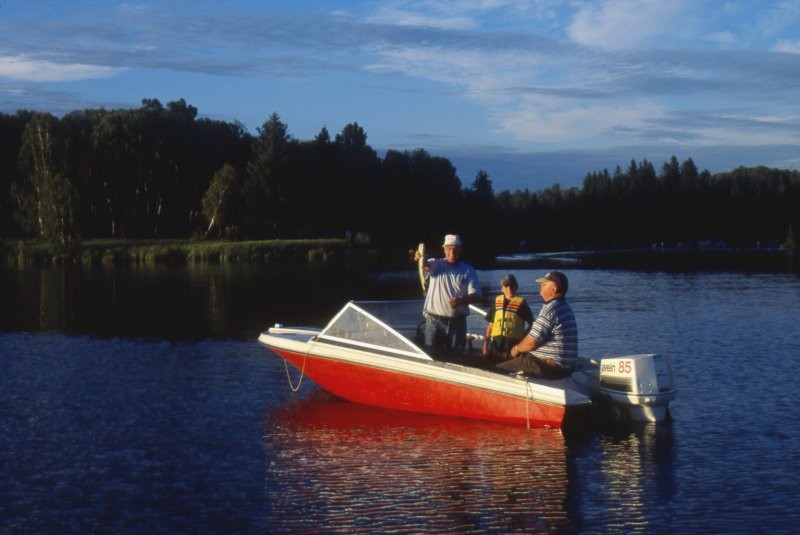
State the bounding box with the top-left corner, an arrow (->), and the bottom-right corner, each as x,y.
274,348 -> 577,429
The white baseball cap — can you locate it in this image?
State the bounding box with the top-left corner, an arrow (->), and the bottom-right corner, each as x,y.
442,234 -> 463,247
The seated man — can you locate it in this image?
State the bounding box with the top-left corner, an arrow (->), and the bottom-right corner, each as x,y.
495,271 -> 577,379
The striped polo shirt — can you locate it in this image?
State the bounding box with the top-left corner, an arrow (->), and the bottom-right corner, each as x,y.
528,297 -> 578,369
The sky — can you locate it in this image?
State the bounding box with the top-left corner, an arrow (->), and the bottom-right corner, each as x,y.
1,0 -> 800,193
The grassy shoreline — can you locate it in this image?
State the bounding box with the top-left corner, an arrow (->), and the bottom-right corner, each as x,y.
2,238 -> 796,272
0,238 -> 375,267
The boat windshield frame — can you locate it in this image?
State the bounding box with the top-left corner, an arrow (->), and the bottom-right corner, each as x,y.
317,300 -> 432,361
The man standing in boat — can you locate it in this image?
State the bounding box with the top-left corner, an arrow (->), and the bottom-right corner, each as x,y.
497,271 -> 577,379
414,234 -> 482,359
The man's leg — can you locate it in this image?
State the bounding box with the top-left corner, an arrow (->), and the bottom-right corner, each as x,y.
495,354 -> 546,376
423,314 -> 437,350
450,316 -> 467,356
495,355 -> 572,379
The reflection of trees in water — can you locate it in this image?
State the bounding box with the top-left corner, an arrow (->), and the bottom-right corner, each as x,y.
264,392 -> 578,533
2,262 -> 385,339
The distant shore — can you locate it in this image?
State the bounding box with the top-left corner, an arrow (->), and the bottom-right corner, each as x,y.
2,239 -> 797,273
495,246 -> 799,273
0,238 -> 375,267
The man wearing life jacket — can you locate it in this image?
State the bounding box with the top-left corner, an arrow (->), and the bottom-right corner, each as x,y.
482,274 -> 534,360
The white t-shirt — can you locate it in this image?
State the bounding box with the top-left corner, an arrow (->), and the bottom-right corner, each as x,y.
423,258 -> 481,317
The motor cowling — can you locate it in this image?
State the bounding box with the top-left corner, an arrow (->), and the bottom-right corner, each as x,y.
598,353 -> 675,397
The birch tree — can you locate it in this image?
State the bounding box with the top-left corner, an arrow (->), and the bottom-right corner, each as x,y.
18,113 -> 77,250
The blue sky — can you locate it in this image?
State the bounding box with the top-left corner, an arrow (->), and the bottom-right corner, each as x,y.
2,1 -> 800,192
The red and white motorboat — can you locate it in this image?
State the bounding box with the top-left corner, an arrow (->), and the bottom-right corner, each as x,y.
258,300 -> 676,430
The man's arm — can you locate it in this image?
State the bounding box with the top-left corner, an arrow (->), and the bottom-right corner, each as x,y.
449,293 -> 480,308
510,333 -> 539,357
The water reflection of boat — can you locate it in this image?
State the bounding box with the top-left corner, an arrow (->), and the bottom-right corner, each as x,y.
263,392 -> 678,533
258,300 -> 676,431
264,391 -> 578,533
572,422 -> 677,532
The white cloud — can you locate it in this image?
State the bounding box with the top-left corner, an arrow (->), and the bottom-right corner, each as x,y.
362,0 -> 567,32
567,0 -> 693,50
367,43 -> 546,107
366,6 -> 478,30
756,1 -> 800,38
493,98 -> 665,145
773,40 -> 800,54
361,3 -> 800,151
707,31 -> 737,48
0,55 -> 123,82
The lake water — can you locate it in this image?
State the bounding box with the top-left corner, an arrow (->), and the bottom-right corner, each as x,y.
2,262 -> 799,533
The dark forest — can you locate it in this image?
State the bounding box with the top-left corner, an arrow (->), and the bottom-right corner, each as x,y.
1,98 -> 798,264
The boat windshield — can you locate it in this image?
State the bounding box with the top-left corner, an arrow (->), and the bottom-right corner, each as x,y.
318,300 -> 431,360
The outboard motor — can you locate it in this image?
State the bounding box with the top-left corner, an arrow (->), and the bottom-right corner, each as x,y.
599,353 -> 675,398
573,353 -> 677,423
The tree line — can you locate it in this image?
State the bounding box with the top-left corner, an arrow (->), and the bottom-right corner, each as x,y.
1,98 -> 798,264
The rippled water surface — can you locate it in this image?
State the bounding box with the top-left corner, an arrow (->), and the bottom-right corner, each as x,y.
2,264 -> 800,533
